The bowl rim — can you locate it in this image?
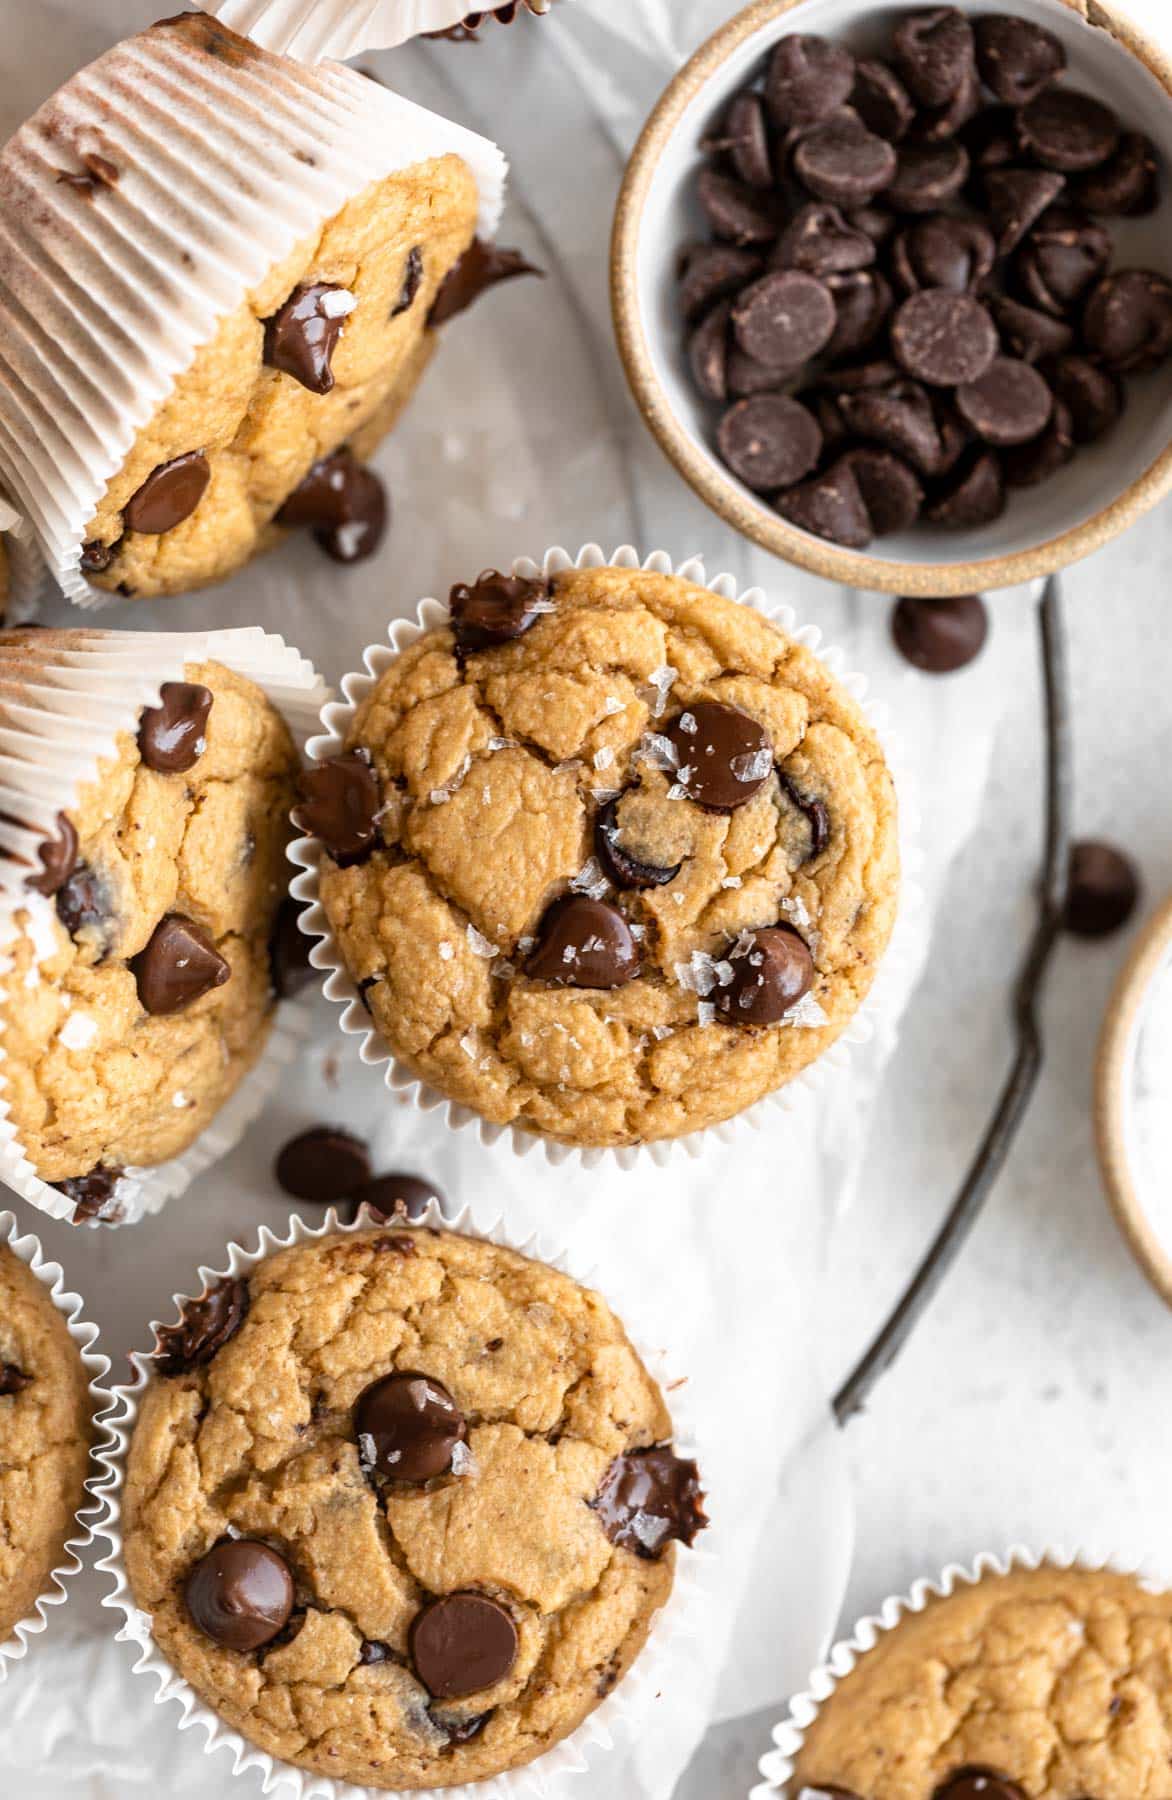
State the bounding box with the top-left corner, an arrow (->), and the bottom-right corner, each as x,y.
1094,888 -> 1172,1310
611,0 -> 1172,596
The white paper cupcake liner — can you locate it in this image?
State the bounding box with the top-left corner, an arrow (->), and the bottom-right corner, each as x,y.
0,14 -> 507,609
0,496 -> 45,625
750,1543 -> 1172,1797
0,624 -> 330,1228
94,1198 -> 715,1799
0,1206 -> 112,1681
289,542 -> 924,1173
203,0 -> 554,60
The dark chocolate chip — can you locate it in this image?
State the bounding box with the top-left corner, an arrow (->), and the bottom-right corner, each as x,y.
731,270 -> 837,367
123,452 -> 210,535
988,294 -> 1074,363
932,1774 -> 1026,1800
263,283 -> 354,394
983,167 -> 1066,255
821,357 -> 902,393
137,681 -> 213,774
428,239 -> 541,326
890,290 -> 997,387
25,812 -> 78,897
449,570 -> 550,653
1019,88 -> 1120,173
1002,396 -> 1075,486
665,700 -> 772,811
688,299 -> 732,401
695,168 -> 779,246
274,1125 -> 372,1203
1045,353 -> 1122,443
595,796 -> 682,890
270,897 -> 316,1000
392,246 -> 424,317
845,447 -> 923,534
892,8 -> 975,110
776,457 -> 874,548
716,394 -> 823,492
0,1364 -> 31,1396
824,268 -> 893,359
185,1540 -> 294,1651
1074,132 -> 1160,217
350,1172 -> 443,1221
131,914 -> 230,1015
892,594 -> 988,672
359,1639 -> 395,1665
778,774 -> 831,860
678,245 -> 762,322
356,1371 -> 467,1482
277,448 -> 389,565
773,203 -> 876,278
717,924 -> 815,1023
1017,207 -> 1112,317
889,214 -> 995,293
410,1593 -> 518,1700
1083,269 -> 1172,373
726,347 -> 789,398
792,114 -> 898,207
914,60 -> 980,143
851,59 -> 915,142
434,1710 -> 491,1746
955,356 -> 1052,446
962,105 -> 1019,174
526,895 -> 640,989
764,34 -> 855,131
715,90 -> 774,188
80,540 -> 115,574
293,750 -> 381,862
930,393 -> 974,476
55,1163 -> 125,1225
885,139 -> 970,212
974,15 -> 1064,106
846,204 -> 897,246
592,1445 -> 707,1557
838,380 -> 941,474
924,449 -> 1005,528
55,861 -> 111,941
1064,840 -> 1140,938
154,1277 -> 250,1375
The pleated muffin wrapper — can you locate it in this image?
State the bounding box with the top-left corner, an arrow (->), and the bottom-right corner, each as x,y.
289,542 -> 924,1172
0,625 -> 330,1228
0,14 -> 508,609
751,1544 -> 1172,1798
202,0 -> 554,60
95,1197 -> 715,1799
0,1206 -> 112,1681
0,496 -> 46,626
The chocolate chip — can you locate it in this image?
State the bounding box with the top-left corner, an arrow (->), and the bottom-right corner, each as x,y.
688,299 -> 732,401
55,1163 -> 125,1225
359,1639 -> 395,1665
764,35 -> 855,131
845,447 -> 923,533
1075,133 -> 1160,217
825,268 -> 893,359
185,1540 -> 295,1651
696,169 -> 779,246
774,203 -> 875,278
716,394 -> 823,492
277,449 -> 389,565
25,812 -> 78,897
822,357 -> 902,394
274,1125 -> 371,1203
892,594 -> 988,672
962,105 -> 1019,174
592,1446 -> 708,1557
956,357 -> 1052,446
716,924 -> 815,1023
137,681 -> 213,774
731,270 -> 836,367
915,60 -> 980,143
974,15 -> 1064,105
131,914 -> 230,1015
892,8 -> 974,110
847,204 -> 896,246
778,775 -> 831,859
55,861 -> 112,941
793,114 -> 897,207
890,215 -> 995,293
1020,87 -> 1121,175
428,239 -> 540,326
988,294 -> 1074,364
886,140 -> 970,212
526,895 -> 640,989
851,59 -> 914,142
1002,397 -> 1075,486
392,246 -> 424,317
1064,840 -> 1140,938
356,1371 -> 467,1482
594,796 -> 682,890
1017,208 -> 1112,317
727,348 -> 792,399
154,1277 -> 250,1374
123,451 -> 210,535
410,1593 -> 518,1700
55,152 -> 119,194
434,1710 -> 491,1746
1083,269 -> 1172,373
270,897 -> 316,1000
350,1172 -> 443,1221
1045,354 -> 1122,443
838,379 -> 941,474
449,570 -> 550,653
665,700 -> 772,810
890,290 -> 997,387
983,167 -> 1065,255
932,1774 -> 1026,1800
716,90 -> 773,188
263,283 -> 354,394
925,448 -> 1005,527
293,750 -> 381,862
678,245 -> 762,322
777,457 -> 874,547
0,1364 -> 31,1396
80,539 -> 115,574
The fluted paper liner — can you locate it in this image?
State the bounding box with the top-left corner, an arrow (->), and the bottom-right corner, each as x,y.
95,1200 -> 714,1798
0,1207 -> 111,1681
289,542 -> 923,1172
0,496 -> 44,624
0,625 -> 330,1226
751,1545 -> 1170,1798
0,15 -> 508,608
204,0 -> 554,59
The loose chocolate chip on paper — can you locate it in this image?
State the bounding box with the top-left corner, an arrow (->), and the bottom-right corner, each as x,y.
185,1540 -> 295,1651
974,15 -> 1065,106
717,394 -> 823,493
526,895 -> 641,989
983,167 -> 1065,255
154,1277 -> 250,1374
678,244 -> 762,321
891,290 -> 997,387
25,812 -> 78,897
777,457 -> 874,548
845,447 -> 923,534
429,238 -> 541,326
1045,354 -> 1122,443
277,449 -> 389,565
732,270 -> 837,367
764,34 -> 855,131
774,203 -> 875,278
593,1446 -> 708,1557
410,1593 -> 518,1700
1083,269 -> 1172,374
350,1172 -> 443,1221
55,1163 -> 125,1225
851,59 -> 915,142
955,356 -> 1052,447
449,569 -> 551,653
293,750 -> 382,863
665,699 -> 773,810
275,1125 -> 372,1203
886,139 -> 970,213
356,1371 -> 467,1482
892,594 -> 988,673
792,114 -> 898,207
696,168 -> 779,246
1018,88 -> 1120,174
137,681 -> 213,774
1064,840 -> 1140,938
1074,132 -> 1160,217
263,282 -> 355,394
0,1363 -> 31,1395
391,246 -> 424,318
124,451 -> 210,535
132,915 -> 230,1015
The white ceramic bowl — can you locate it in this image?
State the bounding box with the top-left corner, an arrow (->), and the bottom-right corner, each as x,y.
612,0 -> 1172,595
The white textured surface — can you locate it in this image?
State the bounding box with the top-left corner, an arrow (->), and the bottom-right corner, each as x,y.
0,3 -> 1171,1799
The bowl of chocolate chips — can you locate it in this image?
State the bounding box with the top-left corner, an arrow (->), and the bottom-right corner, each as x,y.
612,0 -> 1172,594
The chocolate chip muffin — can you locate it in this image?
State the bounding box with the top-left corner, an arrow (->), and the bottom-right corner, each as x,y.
0,643 -> 299,1203
789,1563 -> 1172,1800
305,562 -> 899,1148
0,1244 -> 93,1642
121,1225 -> 705,1788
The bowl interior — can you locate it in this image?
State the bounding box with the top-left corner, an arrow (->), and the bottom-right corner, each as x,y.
636,0 -> 1172,581
1120,937 -> 1172,1286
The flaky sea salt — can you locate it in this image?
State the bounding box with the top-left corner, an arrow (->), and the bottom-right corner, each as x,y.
780,894 -> 812,930
487,736 -> 513,751
732,748 -> 773,783
438,941 -> 454,961
677,711 -> 697,735
571,857 -> 609,900
321,288 -> 357,319
593,746 -> 615,771
721,875 -> 743,889
459,1030 -> 478,1058
636,732 -> 678,772
644,664 -> 678,716
172,1092 -> 189,1109
652,1023 -> 674,1041
603,695 -> 625,716
784,992 -> 829,1029
451,1441 -> 476,1476
675,951 -> 718,996
466,924 -> 496,957
528,598 -> 557,614
697,1000 -> 716,1026
429,789 -> 450,805
57,1011 -> 96,1050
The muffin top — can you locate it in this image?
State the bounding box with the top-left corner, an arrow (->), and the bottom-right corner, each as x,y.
0,1243 -> 93,1640
310,563 -> 899,1148
791,1564 -> 1172,1800
122,1225 -> 704,1790
0,649 -> 299,1198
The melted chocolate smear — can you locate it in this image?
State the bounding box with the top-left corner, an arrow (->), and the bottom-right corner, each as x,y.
428,239 -> 542,327
263,283 -> 354,394
56,1163 -> 125,1225
80,539 -> 116,574
392,247 -> 424,318
292,749 -> 381,864
594,796 -> 681,890
55,861 -> 113,943
449,570 -> 549,654
123,452 -> 210,536
0,1364 -> 32,1395
276,449 -> 388,566
593,1446 -> 708,1559
779,775 -> 830,860
137,682 -> 213,774
435,1709 -> 492,1747
26,812 -> 78,897
154,1277 -> 250,1375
